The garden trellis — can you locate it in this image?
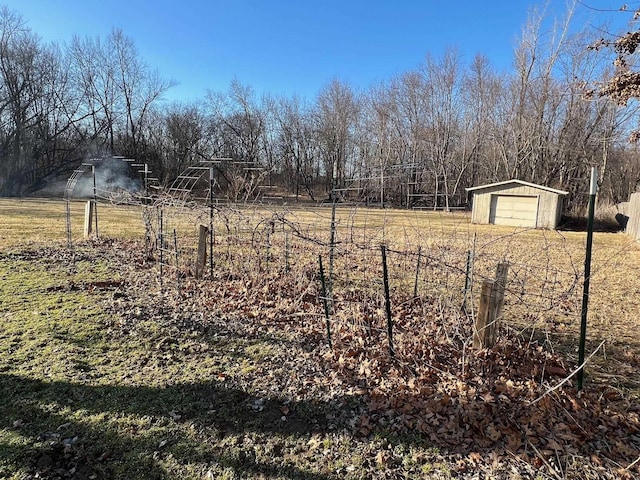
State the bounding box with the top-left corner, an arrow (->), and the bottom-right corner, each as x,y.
63,155 -> 159,247
141,200 -> 586,370
62,160 -> 594,386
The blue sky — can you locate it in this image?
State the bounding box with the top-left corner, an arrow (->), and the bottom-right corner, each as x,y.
1,1 -> 631,102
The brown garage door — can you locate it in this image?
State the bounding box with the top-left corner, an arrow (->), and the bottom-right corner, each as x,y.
489,195 -> 538,227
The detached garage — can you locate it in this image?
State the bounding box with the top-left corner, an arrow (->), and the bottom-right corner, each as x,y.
466,180 -> 568,229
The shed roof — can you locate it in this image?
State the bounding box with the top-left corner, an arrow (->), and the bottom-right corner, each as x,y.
465,179 -> 568,196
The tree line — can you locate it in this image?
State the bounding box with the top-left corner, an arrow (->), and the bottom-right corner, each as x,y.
0,3 -> 638,210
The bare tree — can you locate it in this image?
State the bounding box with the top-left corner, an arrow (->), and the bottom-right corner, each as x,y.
69,28 -> 173,158
315,78 -> 360,196
0,7 -> 65,195
206,79 -> 265,165
110,29 -> 174,158
69,34 -> 120,151
160,101 -> 206,182
421,48 -> 465,209
27,42 -> 88,188
493,1 -> 630,207
271,95 -> 319,200
359,83 -> 398,205
456,54 -> 506,203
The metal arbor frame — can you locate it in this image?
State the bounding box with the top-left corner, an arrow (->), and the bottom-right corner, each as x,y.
64,163 -> 94,248
63,156 -> 155,247
166,158 -> 241,205
164,159 -> 232,278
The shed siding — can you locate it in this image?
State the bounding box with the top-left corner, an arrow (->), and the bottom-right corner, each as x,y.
470,182 -> 563,228
626,192 -> 640,241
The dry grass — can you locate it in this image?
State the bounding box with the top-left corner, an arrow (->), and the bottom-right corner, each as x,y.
3,198 -> 638,358
0,198 -> 144,247
3,197 -> 638,367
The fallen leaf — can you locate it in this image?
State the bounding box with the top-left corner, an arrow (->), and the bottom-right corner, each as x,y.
375,451 -> 388,466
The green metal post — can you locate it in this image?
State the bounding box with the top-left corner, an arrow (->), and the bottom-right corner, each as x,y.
319,255 -> 332,348
65,199 -> 72,248
158,209 -> 163,287
92,165 -> 99,238
209,167 -> 214,277
413,246 -> 422,298
381,245 -> 394,356
577,167 -> 597,391
285,232 -> 290,272
328,199 -> 337,298
174,228 -> 180,293
462,250 -> 472,311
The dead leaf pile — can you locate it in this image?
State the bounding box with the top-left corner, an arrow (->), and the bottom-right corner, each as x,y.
96,239 -> 640,476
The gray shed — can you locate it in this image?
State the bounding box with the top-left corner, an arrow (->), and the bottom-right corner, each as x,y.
465,180 -> 568,229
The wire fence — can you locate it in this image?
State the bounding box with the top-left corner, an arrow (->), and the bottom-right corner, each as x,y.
137,200 -> 588,368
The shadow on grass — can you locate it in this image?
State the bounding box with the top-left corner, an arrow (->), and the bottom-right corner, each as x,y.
557,214 -> 624,233
0,373 -> 347,479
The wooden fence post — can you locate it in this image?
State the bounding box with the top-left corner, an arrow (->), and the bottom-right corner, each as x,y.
474,280 -> 496,349
195,224 -> 208,279
474,262 -> 509,349
83,201 -> 94,237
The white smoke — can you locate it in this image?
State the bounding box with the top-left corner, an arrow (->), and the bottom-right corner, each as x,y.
73,159 -> 142,198
34,158 -> 143,198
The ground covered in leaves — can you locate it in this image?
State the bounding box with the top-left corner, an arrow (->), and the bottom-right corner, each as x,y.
0,238 -> 639,479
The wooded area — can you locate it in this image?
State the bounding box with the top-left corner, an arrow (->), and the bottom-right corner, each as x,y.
1,3 -> 640,211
